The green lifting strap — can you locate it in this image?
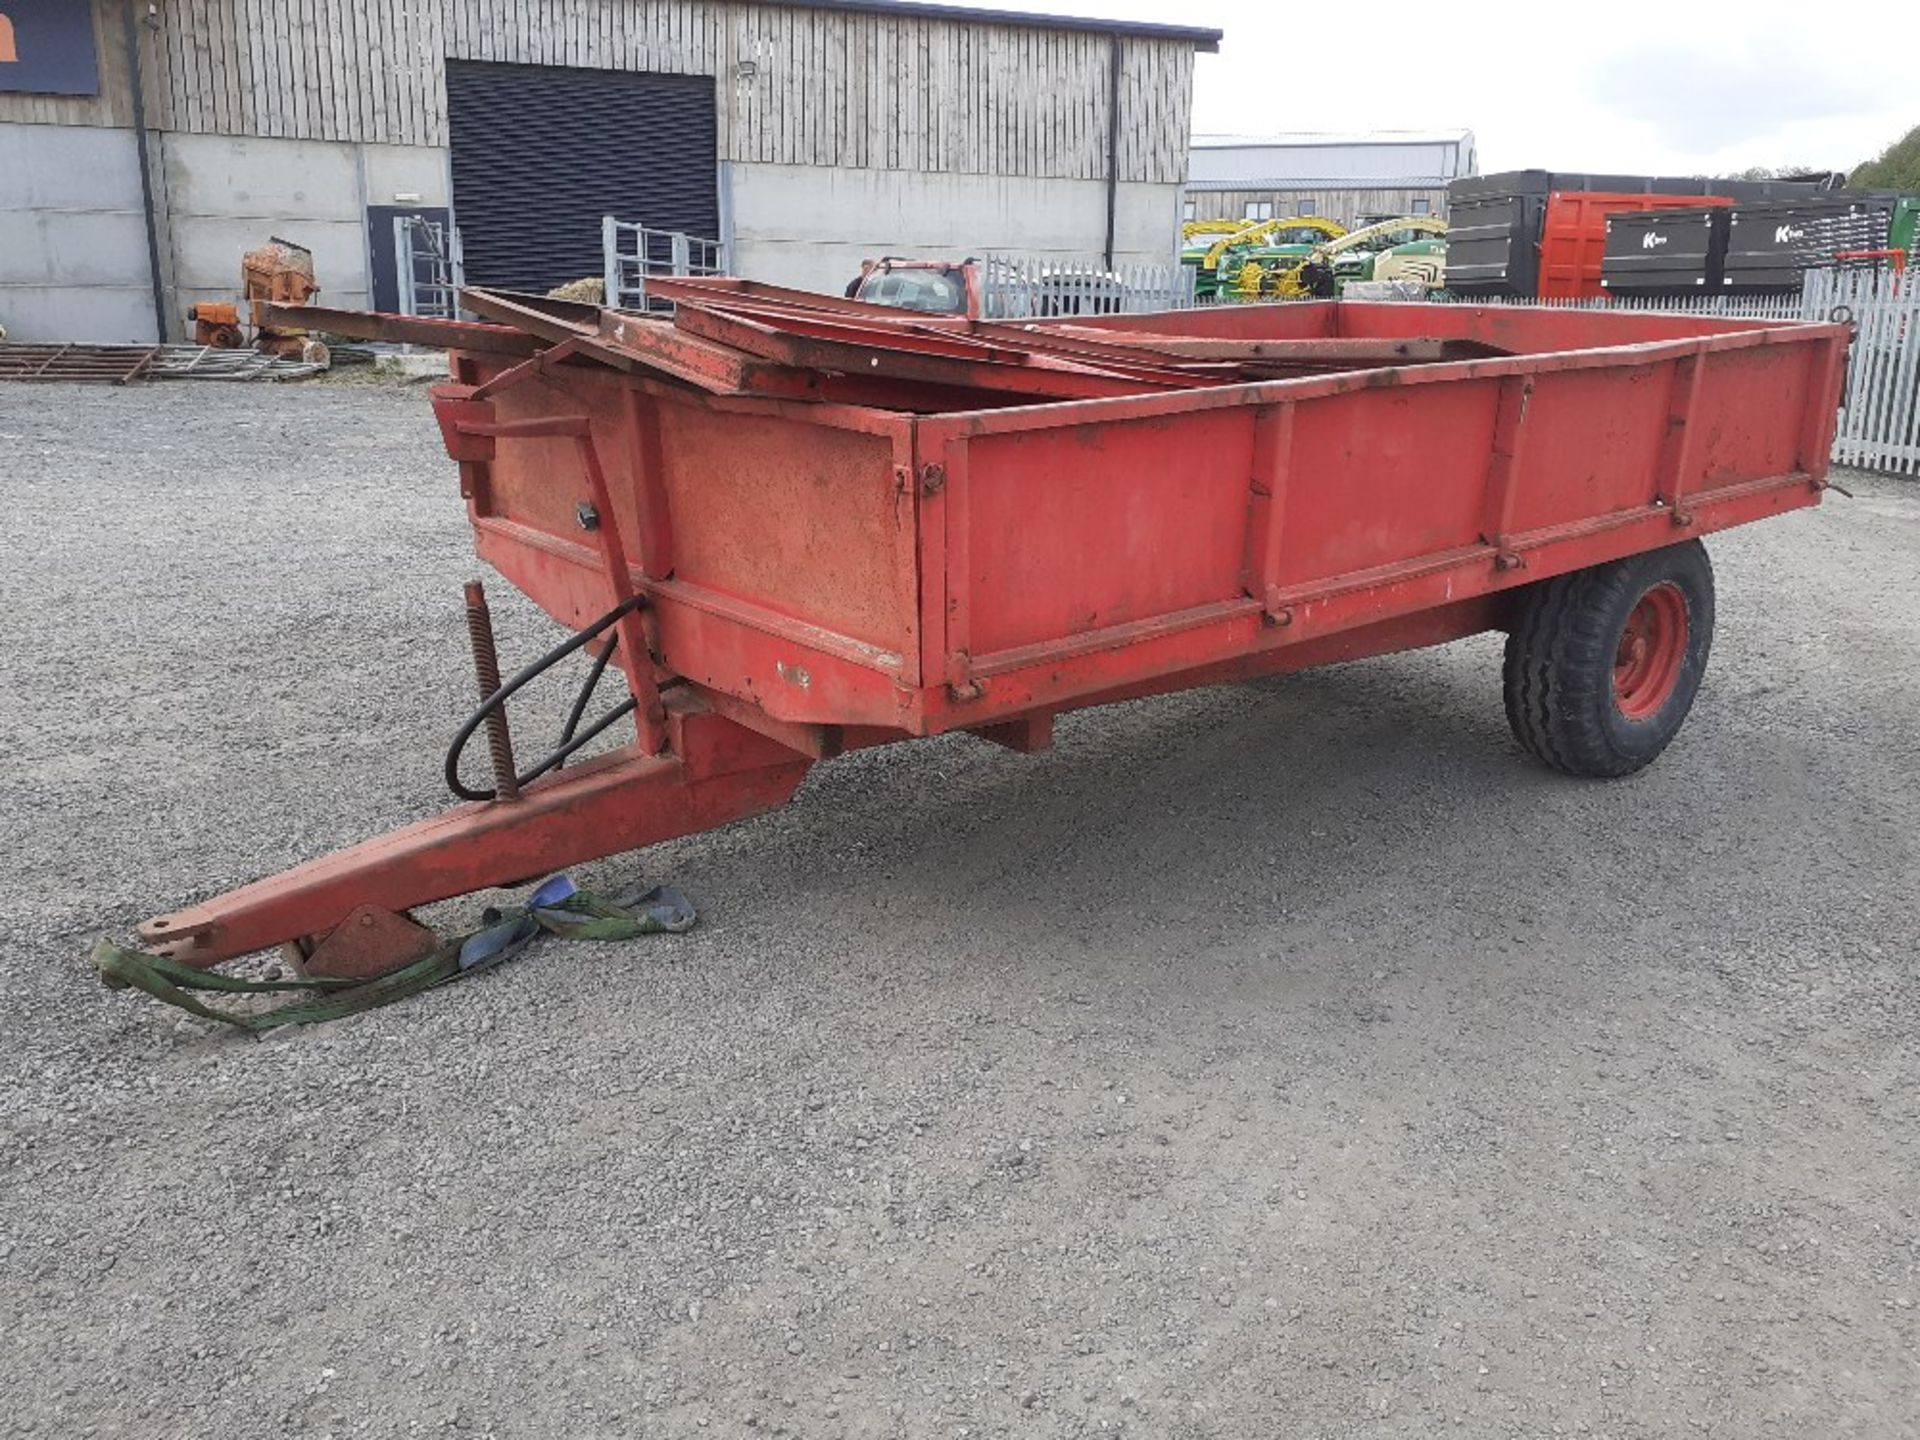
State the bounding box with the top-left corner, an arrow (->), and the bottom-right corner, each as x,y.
90,880 -> 695,1032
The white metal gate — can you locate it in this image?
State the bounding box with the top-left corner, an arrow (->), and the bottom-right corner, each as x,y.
394,215 -> 463,322
982,255 -> 1197,318
1808,270 -> 1920,476
602,218 -> 727,313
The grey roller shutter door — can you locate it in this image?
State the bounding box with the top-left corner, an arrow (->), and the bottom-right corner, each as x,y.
445,60 -> 719,293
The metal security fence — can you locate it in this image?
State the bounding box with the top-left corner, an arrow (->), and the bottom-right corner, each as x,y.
1817,271 -> 1920,476
1462,289 -> 1809,319
1464,270 -> 1920,476
602,219 -> 727,313
981,256 -> 1197,318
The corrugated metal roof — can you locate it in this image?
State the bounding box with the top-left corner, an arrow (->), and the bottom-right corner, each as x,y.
1192,129 -> 1473,148
1185,177 -> 1458,192
1188,130 -> 1477,186
771,0 -> 1222,47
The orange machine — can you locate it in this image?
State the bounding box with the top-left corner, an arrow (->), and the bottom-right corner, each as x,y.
188,237 -> 324,356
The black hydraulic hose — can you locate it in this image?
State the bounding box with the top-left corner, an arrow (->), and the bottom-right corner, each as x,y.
445,596 -> 646,803
516,697 -> 639,787
558,635 -> 618,756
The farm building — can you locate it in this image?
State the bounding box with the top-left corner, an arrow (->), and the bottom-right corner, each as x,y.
0,0 -> 1218,343
1185,130 -> 1478,229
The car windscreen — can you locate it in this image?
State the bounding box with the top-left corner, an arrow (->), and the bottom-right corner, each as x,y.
858,268 -> 968,315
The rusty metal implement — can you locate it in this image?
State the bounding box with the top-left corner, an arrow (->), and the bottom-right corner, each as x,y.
134,282 -> 1851,977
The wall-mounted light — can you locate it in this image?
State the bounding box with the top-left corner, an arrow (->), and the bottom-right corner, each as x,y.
735,60 -> 758,79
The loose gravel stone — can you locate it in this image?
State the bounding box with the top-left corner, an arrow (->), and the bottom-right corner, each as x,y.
2,380 -> 1917,1436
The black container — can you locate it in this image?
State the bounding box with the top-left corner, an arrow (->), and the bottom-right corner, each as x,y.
1444,190 -> 1544,296
1722,196 -> 1896,291
1601,208 -> 1727,294
1452,171 -> 1832,205
1444,171 -> 1834,297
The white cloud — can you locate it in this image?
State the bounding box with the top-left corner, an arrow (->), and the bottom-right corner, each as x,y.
961,0 -> 1919,177
1588,36 -> 1887,157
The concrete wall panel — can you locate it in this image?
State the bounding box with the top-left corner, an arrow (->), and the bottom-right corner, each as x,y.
728,165 -> 1178,293
0,121 -> 155,342
161,133 -> 362,221
168,217 -> 369,308
0,120 -> 143,209
158,134 -> 374,319
362,144 -> 451,208
0,209 -> 152,287
1113,185 -> 1183,259
0,287 -> 158,346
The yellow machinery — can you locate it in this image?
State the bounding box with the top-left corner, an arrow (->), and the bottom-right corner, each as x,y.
1181,219 -> 1250,243
1187,217 -> 1347,302
1372,236 -> 1448,289
1238,216 -> 1448,299
1200,215 -> 1346,272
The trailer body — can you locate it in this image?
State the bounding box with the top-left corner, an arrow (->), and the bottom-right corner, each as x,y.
136,293 -> 1850,972
450,299 -> 1843,734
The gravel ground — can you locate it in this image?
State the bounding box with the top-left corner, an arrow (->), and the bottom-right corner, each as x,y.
2,379 -> 1917,1440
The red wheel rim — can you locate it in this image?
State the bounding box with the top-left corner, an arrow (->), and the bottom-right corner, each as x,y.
1613,582 -> 1688,721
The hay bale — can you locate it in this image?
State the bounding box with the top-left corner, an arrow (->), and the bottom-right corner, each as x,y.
546,277 -> 605,304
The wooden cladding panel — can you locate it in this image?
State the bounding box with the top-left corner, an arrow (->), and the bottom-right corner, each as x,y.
1,0 -> 1194,183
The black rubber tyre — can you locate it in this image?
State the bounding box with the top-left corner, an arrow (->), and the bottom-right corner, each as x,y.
1502,539 -> 1715,778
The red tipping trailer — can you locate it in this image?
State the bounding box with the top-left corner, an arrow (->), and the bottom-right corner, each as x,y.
137,283 -> 1849,976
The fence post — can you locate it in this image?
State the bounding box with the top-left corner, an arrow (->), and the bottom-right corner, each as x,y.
602,215 -> 621,310
1799,268 -> 1828,324
394,215 -> 416,318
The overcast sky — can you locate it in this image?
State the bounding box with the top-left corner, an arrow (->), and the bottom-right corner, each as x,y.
994,0 -> 1917,176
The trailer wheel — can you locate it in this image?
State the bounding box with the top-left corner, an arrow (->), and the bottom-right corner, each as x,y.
1502,540 -> 1715,778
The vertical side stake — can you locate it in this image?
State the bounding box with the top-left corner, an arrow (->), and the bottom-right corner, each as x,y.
572,432 -> 669,755
464,580 -> 520,801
